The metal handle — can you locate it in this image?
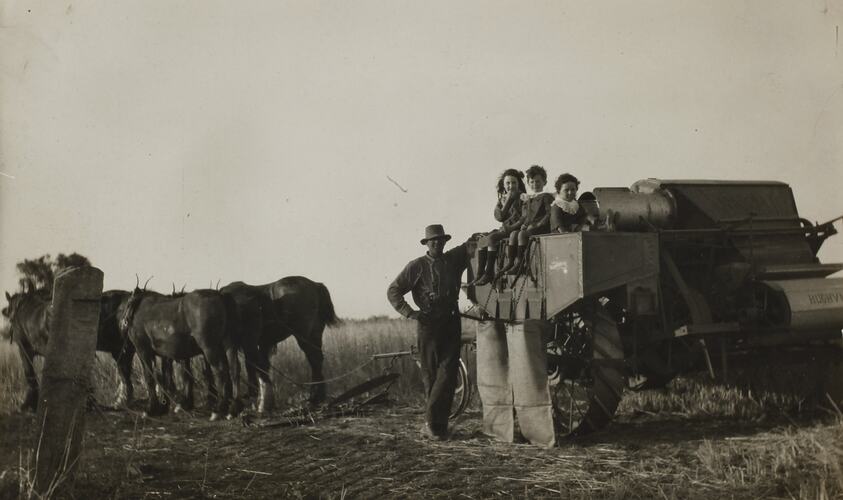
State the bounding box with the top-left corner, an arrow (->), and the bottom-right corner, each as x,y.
371,350 -> 412,360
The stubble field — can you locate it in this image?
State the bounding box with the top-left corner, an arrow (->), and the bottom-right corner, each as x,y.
0,317 -> 842,499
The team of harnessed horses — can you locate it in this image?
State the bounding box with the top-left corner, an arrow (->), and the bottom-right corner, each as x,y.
1,276 -> 340,421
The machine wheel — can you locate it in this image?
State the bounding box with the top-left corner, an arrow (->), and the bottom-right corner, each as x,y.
409,356 -> 470,420
449,358 -> 471,420
548,303 -> 627,436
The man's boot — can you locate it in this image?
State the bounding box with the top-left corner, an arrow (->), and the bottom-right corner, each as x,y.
473,249 -> 497,286
506,245 -> 527,275
495,245 -> 517,278
468,248 -> 487,285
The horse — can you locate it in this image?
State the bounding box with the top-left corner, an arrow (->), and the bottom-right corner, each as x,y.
161,285 -> 264,416
118,286 -> 241,420
96,290 -> 136,407
1,288 -> 136,412
220,276 -> 340,412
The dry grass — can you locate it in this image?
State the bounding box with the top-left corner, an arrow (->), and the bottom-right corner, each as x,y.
268,316 -> 434,406
694,422 -> 843,498
266,317 -> 478,408
2,318 -> 843,499
0,340 -> 23,415
620,375 -> 808,420
0,317 -> 468,415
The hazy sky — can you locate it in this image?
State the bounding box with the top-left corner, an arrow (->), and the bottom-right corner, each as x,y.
2,1 -> 842,318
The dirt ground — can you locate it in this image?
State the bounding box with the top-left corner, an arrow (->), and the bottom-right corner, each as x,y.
1,399 -> 836,500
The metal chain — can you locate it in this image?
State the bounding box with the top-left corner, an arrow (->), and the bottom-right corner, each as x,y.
480,284 -> 495,318
383,351 -> 403,374
512,240 -> 538,314
262,356 -> 377,387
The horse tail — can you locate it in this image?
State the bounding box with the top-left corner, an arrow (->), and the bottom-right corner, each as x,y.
316,282 -> 341,328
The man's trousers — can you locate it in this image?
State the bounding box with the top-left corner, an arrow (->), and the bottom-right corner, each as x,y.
416,311 -> 462,434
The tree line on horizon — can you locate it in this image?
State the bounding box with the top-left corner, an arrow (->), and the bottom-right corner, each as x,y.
13,252 -> 92,295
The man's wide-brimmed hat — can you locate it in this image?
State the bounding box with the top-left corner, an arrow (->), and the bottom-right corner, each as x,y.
420,224 -> 452,245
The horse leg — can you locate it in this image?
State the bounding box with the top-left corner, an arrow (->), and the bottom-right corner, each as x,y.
112,344 -> 135,408
204,350 -> 231,421
246,361 -> 259,404
173,360 -> 194,413
237,303 -> 260,403
158,358 -> 174,413
202,358 -> 219,411
243,343 -> 272,414
18,343 -> 39,412
183,360 -> 195,411
255,346 -> 274,414
137,348 -> 166,416
295,333 -> 326,405
226,347 -> 243,418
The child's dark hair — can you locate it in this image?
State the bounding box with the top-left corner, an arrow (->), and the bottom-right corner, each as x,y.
554,173 -> 580,193
496,168 -> 527,194
525,165 -> 547,182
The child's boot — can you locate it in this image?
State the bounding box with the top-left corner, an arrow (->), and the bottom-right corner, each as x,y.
506,245 -> 527,275
469,249 -> 488,285
473,249 -> 497,286
496,245 -> 517,278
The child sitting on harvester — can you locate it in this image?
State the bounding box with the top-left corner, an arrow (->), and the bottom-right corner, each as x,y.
471,168 -> 592,285
497,165 -> 554,277
550,173 -> 588,233
470,169 -> 527,286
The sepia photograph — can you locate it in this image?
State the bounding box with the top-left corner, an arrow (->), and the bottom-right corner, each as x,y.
1,1 -> 842,498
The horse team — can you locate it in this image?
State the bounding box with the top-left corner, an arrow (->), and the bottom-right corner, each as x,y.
1,275 -> 340,420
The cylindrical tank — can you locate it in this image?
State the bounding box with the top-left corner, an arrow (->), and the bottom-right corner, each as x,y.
760,278 -> 843,331
593,184 -> 677,231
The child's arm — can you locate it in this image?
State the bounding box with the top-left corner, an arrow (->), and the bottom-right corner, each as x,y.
493,196 -> 506,222
494,192 -> 517,222
500,198 -> 523,232
549,204 -> 563,233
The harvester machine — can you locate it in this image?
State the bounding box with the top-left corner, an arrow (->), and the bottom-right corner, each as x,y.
468,179 -> 843,435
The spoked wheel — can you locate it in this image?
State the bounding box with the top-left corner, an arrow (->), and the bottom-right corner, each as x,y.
547,303 -> 626,436
449,358 -> 471,420
412,356 -> 471,420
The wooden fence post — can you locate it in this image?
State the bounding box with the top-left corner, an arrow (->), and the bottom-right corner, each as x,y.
32,266 -> 103,495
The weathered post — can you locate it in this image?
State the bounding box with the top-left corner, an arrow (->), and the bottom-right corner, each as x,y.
32,266 -> 103,495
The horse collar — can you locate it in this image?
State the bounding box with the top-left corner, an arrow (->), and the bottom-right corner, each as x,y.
121,293 -> 146,330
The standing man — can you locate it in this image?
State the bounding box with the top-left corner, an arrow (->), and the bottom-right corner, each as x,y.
387,224 -> 473,440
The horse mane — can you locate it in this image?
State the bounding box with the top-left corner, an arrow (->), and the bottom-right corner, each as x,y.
120,290 -> 146,330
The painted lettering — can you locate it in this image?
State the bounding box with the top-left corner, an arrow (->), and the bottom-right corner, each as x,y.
549,260 -> 568,273
807,292 -> 843,305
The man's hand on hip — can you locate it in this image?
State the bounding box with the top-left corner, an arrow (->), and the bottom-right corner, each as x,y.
409,310 -> 430,323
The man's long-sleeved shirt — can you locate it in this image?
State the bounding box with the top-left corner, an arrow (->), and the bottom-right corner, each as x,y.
387,242 -> 470,319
